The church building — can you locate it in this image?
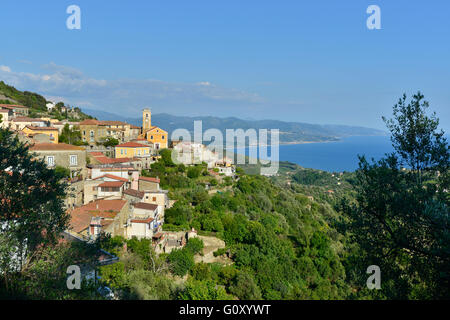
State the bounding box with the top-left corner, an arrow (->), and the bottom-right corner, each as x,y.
141,108 -> 168,149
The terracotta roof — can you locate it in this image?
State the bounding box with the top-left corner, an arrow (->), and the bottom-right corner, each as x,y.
70,199 -> 127,220
0,104 -> 29,109
12,117 -> 46,122
116,142 -> 148,148
123,188 -> 145,199
24,125 -> 58,131
130,125 -> 140,129
139,176 -> 160,183
98,181 -> 125,188
70,213 -> 114,234
30,143 -> 85,151
100,120 -> 128,126
130,217 -> 154,224
153,232 -> 164,239
0,109 -> 10,113
145,126 -> 167,133
93,174 -> 128,182
90,153 -> 133,164
133,202 -> 158,211
69,210 -> 92,233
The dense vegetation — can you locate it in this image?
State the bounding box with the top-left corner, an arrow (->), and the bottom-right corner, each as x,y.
338,93 -> 449,299
0,125 -> 101,299
0,81 -> 48,111
0,90 -> 448,300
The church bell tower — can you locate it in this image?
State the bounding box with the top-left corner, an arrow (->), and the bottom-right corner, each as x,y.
142,108 -> 151,133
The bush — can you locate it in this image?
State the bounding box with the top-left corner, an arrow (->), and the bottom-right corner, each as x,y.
187,166 -> 202,179
167,248 -> 194,277
185,237 -> 204,255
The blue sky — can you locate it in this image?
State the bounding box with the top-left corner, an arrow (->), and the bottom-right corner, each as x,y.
0,0 -> 449,130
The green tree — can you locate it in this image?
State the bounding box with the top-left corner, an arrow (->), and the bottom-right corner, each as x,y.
0,127 -> 70,294
101,137 -> 120,148
187,166 -> 202,179
185,237 -> 204,255
178,279 -> 231,300
167,248 -> 195,277
59,124 -> 83,146
342,92 -> 449,299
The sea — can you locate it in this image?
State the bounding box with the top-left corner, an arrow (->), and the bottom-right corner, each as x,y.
234,135 -> 394,172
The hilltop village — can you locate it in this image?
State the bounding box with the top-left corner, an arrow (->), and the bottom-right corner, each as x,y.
0,103 -> 235,254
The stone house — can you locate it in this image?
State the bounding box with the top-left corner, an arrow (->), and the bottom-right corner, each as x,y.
29,143 -> 87,178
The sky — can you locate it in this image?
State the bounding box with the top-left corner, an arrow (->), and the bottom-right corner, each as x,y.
0,0 -> 449,130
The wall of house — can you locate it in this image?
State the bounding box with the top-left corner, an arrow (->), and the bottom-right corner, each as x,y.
22,127 -> 59,143
138,180 -> 159,191
34,149 -> 86,176
145,128 -> 168,149
115,146 -> 151,159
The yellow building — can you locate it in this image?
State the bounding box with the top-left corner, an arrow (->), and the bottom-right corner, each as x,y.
140,109 -> 168,149
115,142 -> 152,158
143,126 -> 168,149
22,125 -> 59,143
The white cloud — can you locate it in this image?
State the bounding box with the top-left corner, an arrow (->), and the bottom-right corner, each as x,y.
0,63 -> 264,116
0,65 -> 11,72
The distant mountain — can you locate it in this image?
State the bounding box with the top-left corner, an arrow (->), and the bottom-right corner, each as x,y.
83,108 -> 386,144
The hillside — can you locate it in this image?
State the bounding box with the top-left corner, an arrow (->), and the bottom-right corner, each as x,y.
0,81 -> 94,121
83,109 -> 386,144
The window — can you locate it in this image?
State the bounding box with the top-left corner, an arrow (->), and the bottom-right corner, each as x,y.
138,149 -> 141,156
83,130 -> 86,135
162,135 -> 165,140
121,149 -> 124,155
152,197 -> 156,201
69,155 -> 78,166
150,135 -> 153,139
47,156 -> 55,167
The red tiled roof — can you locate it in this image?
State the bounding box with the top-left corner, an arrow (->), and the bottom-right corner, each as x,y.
24,125 -> 58,131
0,104 -> 29,109
98,181 -> 125,188
139,176 -> 160,183
93,174 -> 128,182
123,188 -> 145,198
100,120 -> 128,126
116,142 -> 148,148
89,152 -> 104,156
144,126 -> 167,133
70,199 -> 127,219
30,143 -> 85,151
90,153 -> 133,164
130,217 -> 154,224
12,117 -> 45,122
133,202 -> 158,211
70,210 -> 92,233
